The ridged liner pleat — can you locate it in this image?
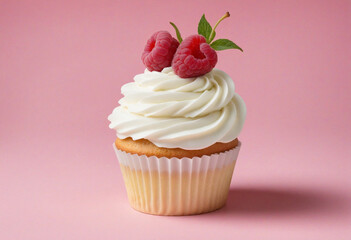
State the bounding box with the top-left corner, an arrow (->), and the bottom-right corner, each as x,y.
114,142 -> 241,216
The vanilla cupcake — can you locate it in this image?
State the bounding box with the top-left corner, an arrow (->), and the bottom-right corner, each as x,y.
108,12 -> 246,215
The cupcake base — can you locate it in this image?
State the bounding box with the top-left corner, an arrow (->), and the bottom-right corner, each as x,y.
114,142 -> 241,216
120,161 -> 236,215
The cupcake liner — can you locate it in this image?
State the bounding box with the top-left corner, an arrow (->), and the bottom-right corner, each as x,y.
113,142 -> 241,215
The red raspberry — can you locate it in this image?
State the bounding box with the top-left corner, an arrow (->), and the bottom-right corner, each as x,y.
142,31 -> 179,72
172,35 -> 217,78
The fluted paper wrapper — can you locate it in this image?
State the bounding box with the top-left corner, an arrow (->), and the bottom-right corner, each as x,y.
113,142 -> 241,215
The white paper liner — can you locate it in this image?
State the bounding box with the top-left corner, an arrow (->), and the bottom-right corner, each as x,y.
113,142 -> 242,215
113,142 -> 241,173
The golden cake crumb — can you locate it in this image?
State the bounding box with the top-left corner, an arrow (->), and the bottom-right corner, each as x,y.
115,137 -> 239,158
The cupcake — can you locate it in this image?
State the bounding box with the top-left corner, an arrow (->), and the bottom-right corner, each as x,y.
108,12 -> 246,215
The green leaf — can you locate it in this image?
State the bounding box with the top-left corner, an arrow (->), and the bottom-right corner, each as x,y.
198,14 -> 212,42
210,39 -> 243,52
170,22 -> 183,43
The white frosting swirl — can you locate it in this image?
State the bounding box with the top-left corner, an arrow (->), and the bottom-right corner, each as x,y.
108,67 -> 246,150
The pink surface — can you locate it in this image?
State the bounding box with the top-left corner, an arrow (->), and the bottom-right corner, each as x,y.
1,0 -> 350,239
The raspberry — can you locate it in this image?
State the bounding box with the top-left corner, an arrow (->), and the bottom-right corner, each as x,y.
142,31 -> 179,72
172,35 -> 217,78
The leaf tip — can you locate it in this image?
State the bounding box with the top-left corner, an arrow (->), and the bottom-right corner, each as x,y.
170,22 -> 183,43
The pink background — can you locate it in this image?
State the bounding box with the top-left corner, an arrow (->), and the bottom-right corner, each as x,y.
1,0 -> 350,239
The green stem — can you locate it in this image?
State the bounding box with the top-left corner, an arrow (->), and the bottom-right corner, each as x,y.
208,12 -> 230,43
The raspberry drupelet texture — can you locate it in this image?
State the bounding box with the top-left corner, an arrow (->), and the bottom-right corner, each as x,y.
142,31 -> 179,72
172,35 -> 218,78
